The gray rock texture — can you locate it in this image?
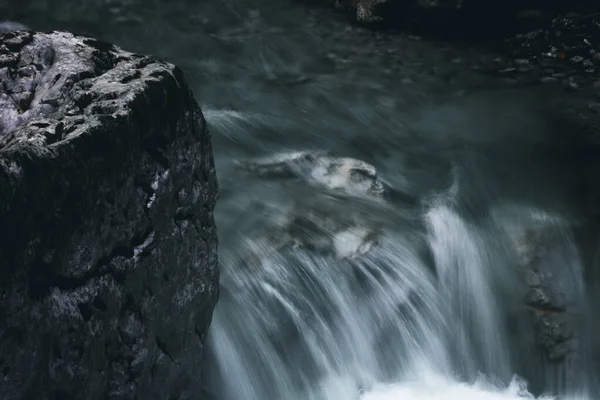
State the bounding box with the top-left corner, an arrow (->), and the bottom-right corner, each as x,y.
510,226 -> 575,363
239,151 -> 386,200
0,31 -> 219,399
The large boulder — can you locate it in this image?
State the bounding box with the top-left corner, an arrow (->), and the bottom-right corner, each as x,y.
0,31 -> 219,399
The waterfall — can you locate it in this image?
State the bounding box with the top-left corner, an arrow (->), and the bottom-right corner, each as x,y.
205,184 -> 596,400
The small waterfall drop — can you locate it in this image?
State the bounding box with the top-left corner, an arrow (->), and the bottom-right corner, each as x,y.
205,174 -> 597,400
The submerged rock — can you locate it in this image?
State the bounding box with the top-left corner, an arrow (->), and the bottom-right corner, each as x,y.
237,201 -> 381,263
234,151 -> 392,263
508,225 -> 574,363
0,31 -> 219,399
239,150 -> 386,199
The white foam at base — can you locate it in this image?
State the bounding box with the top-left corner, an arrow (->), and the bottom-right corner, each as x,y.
360,374 -> 553,400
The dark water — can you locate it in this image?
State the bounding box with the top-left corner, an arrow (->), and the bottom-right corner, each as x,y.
4,0 -> 600,399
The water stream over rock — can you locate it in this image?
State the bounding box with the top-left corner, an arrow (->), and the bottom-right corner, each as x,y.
3,0 -> 600,398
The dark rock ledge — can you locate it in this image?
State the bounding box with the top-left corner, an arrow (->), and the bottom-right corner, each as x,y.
0,31 -> 219,399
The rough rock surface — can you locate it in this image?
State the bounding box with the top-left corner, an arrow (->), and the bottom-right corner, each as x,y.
509,226 -> 574,363
0,31 -> 219,399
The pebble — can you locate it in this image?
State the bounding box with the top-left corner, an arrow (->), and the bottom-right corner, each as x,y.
570,55 -> 584,63
587,103 -> 600,114
565,80 -> 579,90
514,58 -> 530,65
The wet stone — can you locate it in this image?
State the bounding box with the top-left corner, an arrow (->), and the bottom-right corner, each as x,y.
237,201 -> 381,263
239,150 -> 387,199
534,313 -> 573,362
525,287 -> 566,312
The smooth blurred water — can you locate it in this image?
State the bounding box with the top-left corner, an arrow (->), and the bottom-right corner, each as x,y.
3,0 -> 600,398
208,175 -> 597,400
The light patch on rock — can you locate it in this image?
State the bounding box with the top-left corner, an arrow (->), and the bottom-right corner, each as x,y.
49,288 -> 85,318
147,192 -> 157,208
6,160 -> 23,177
148,169 -> 170,208
238,203 -> 380,263
48,276 -> 112,319
333,227 -> 377,258
240,150 -> 386,199
151,169 -> 170,191
174,281 -> 201,306
0,94 -> 24,136
133,232 -> 155,263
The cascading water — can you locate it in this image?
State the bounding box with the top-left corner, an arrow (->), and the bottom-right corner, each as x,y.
205,154 -> 598,400
195,2 -> 600,395
425,201 -> 511,381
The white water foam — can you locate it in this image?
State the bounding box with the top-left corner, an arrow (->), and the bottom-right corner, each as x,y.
361,374 -> 548,400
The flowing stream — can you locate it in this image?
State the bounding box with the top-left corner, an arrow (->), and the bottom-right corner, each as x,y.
207,170 -> 597,400
5,0 -> 600,398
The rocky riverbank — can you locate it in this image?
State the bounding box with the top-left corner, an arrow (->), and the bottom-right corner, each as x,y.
310,1 -> 600,89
